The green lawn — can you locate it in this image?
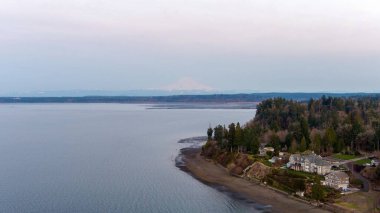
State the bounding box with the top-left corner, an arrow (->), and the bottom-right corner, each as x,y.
257,158 -> 272,167
333,154 -> 358,160
354,159 -> 371,165
336,202 -> 360,210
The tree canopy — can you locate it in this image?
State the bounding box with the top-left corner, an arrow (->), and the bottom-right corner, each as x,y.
208,96 -> 380,154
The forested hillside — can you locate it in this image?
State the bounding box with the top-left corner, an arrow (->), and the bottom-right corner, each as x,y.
209,96 -> 380,155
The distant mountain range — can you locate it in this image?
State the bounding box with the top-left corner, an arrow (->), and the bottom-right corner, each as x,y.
1,93 -> 379,103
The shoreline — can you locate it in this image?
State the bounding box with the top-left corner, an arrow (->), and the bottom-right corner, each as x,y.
177,147 -> 331,213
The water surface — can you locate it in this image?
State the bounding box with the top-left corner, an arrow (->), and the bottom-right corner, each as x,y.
0,104 -> 258,212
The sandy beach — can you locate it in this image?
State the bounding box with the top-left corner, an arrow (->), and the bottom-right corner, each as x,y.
178,148 -> 331,213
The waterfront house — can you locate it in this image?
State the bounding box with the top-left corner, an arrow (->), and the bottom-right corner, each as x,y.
323,171 -> 349,190
287,153 -> 332,175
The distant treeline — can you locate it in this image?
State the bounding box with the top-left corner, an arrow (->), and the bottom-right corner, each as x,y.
1,93 -> 379,103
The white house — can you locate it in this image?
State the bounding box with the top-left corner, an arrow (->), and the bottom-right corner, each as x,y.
323,171 -> 349,191
288,153 -> 332,175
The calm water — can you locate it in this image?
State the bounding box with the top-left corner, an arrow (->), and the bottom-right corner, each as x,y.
0,104 -> 258,213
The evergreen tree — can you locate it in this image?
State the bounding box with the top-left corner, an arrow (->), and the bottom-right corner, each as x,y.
351,116 -> 364,151
269,134 -> 281,155
213,125 -> 224,146
290,139 -> 298,153
228,123 -> 236,151
207,127 -> 213,141
235,123 -> 244,152
311,183 -> 324,201
311,133 -> 322,154
285,133 -> 293,149
300,137 -> 307,152
223,125 -> 228,140
323,128 -> 337,153
251,135 -> 260,154
300,117 -> 310,142
334,138 -> 344,153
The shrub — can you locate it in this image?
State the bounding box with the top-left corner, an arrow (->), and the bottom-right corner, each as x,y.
311,183 -> 325,201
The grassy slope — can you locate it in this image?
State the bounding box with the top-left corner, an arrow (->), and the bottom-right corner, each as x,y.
333,154 -> 358,160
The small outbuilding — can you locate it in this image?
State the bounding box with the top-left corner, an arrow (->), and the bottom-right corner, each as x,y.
259,147 -> 275,156
371,159 -> 379,167
269,156 -> 282,163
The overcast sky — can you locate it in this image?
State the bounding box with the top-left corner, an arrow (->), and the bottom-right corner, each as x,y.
1,0 -> 380,94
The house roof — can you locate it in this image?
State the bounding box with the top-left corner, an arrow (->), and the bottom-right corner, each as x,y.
328,171 -> 349,180
290,153 -> 331,167
264,147 -> 274,151
315,158 -> 331,166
